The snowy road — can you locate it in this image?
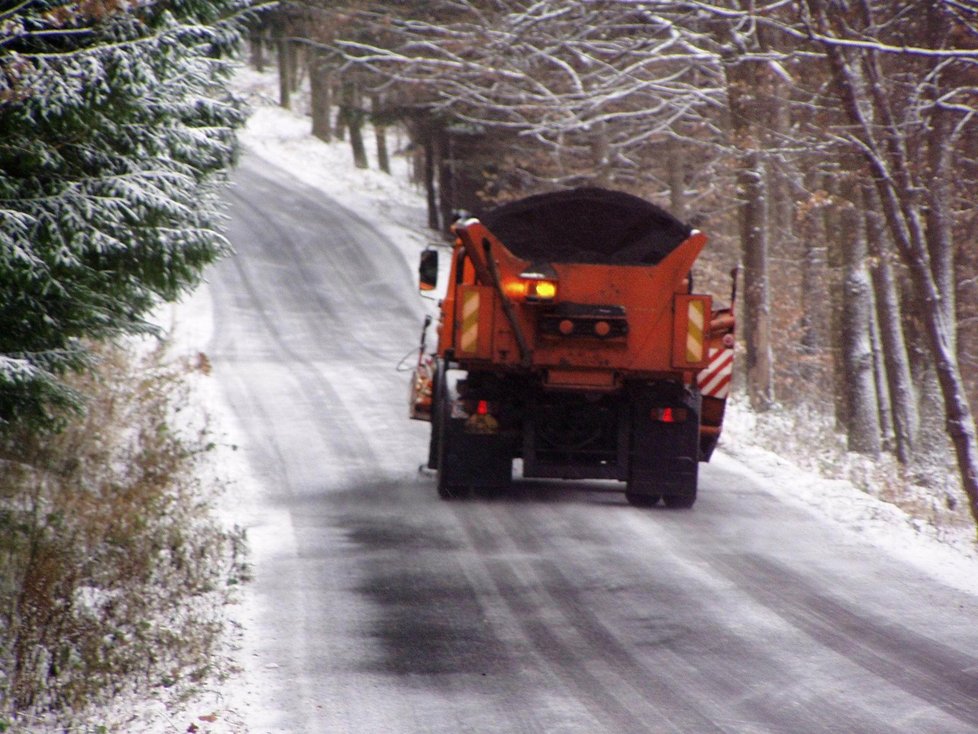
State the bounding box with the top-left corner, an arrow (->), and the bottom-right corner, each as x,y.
209,152 -> 978,733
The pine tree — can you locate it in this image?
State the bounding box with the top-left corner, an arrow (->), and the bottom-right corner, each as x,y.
0,0 -> 257,433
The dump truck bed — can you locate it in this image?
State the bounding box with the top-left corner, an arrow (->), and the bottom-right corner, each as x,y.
481,187 -> 692,265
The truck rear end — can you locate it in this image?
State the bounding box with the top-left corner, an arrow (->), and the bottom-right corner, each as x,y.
410,188 -> 734,507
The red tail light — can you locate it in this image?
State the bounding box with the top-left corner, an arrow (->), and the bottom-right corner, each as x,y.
653,407 -> 688,423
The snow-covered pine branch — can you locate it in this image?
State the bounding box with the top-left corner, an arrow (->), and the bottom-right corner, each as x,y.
0,0 -> 258,432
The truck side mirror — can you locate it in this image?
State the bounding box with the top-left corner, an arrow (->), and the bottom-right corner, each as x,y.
419,248 -> 438,291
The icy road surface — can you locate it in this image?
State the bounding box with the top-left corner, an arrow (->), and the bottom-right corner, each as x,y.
209,152 -> 978,733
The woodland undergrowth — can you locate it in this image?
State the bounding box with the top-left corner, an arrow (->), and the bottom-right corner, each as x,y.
0,341 -> 249,732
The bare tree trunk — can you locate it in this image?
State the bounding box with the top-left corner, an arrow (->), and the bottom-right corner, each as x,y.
864,185 -> 918,463
739,153 -> 775,411
590,120 -> 611,187
288,41 -> 301,94
422,122 -> 438,230
309,54 -> 332,143
342,81 -> 368,170
667,144 -> 687,222
250,27 -> 265,72
723,48 -> 775,410
925,1 -> 956,345
870,310 -> 895,452
334,84 -> 346,141
277,38 -> 290,110
799,177 -> 829,360
437,127 -> 453,228
839,199 -> 881,456
371,94 -> 391,174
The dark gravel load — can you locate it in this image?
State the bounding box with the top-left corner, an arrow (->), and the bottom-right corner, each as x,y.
481,187 -> 692,265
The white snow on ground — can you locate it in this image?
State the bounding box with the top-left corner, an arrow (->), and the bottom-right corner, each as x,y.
132,63 -> 978,732
719,411 -> 978,598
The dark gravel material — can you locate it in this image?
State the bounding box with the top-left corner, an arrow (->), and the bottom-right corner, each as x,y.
481,187 -> 692,265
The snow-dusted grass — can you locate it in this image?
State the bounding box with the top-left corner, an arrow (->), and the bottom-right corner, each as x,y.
0,341 -> 248,734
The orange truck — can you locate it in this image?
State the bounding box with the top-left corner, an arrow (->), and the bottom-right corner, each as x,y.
409,188 -> 734,508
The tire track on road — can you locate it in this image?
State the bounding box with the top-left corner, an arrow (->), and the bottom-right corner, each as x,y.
452,503 -> 727,733
711,552 -> 978,731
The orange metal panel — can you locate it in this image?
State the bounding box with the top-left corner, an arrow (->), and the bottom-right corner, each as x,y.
448,220 -> 712,379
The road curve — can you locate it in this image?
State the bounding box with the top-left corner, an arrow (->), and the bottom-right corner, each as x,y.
208,151 -> 978,734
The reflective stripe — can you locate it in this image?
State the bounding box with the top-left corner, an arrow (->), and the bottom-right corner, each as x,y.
686,299 -> 705,363
461,289 -> 480,353
698,347 -> 733,398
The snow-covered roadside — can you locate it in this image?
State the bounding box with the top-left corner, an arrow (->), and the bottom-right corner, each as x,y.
718,424 -> 978,598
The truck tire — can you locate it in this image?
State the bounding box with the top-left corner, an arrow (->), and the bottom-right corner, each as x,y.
426,358 -> 445,470
435,367 -> 479,499
435,382 -> 466,500
625,491 -> 661,508
662,490 -> 696,509
627,384 -> 700,509
434,368 -> 513,499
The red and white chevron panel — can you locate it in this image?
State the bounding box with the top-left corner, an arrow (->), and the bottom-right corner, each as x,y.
698,347 -> 733,399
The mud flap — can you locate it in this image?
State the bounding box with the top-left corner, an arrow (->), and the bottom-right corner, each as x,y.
439,427 -> 513,492
435,369 -> 512,496
627,384 -> 701,506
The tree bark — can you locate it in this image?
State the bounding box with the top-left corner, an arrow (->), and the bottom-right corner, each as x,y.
288,41 -> 301,94
870,308 -> 895,452
839,199 -> 881,456
590,120 -> 611,187
423,121 -> 438,230
437,127 -> 453,229
250,27 -> 265,72
342,81 -> 368,170
667,144 -> 687,222
371,94 -> 391,174
739,152 -> 775,411
799,177 -> 829,360
310,54 -> 332,143
925,0 -> 956,343
277,38 -> 290,110
864,184 -> 918,463
724,47 -> 775,410
334,87 -> 346,141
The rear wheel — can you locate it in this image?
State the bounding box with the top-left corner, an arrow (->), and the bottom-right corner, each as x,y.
625,491 -> 661,508
662,491 -> 696,509
627,383 -> 701,510
435,385 -> 467,500
426,358 -> 445,470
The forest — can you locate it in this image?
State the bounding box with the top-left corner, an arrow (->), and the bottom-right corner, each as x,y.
257,0 -> 978,533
